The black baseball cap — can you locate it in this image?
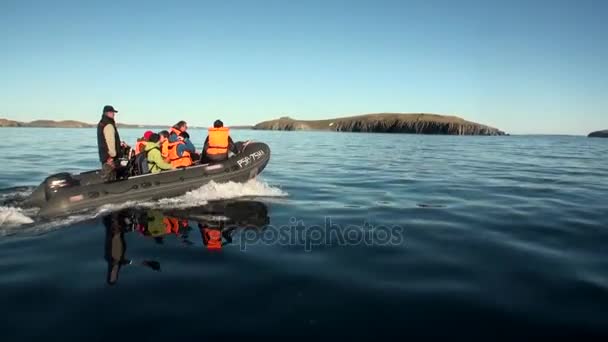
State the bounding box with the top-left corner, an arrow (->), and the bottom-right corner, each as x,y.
103,105 -> 118,114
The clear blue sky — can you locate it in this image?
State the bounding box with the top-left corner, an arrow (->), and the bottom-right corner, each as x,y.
1,0 -> 606,134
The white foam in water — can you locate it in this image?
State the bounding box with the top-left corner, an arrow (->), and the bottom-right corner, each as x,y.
153,179 -> 288,208
0,206 -> 35,227
94,180 -> 287,211
187,215 -> 231,222
96,200 -> 142,215
0,189 -> 33,202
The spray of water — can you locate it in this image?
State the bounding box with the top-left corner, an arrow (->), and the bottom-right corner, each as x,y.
0,206 -> 35,227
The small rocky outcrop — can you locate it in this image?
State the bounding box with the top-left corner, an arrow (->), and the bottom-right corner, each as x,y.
588,130 -> 608,138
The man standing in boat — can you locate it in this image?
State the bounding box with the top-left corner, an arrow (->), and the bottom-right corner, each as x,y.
97,105 -> 123,182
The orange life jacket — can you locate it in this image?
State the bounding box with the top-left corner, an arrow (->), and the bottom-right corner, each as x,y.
167,140 -> 192,167
161,140 -> 169,161
203,228 -> 222,250
206,127 -> 230,156
169,127 -> 182,138
167,127 -> 192,167
134,139 -> 146,155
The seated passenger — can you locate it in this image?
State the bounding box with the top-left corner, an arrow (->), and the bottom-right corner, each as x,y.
181,131 -> 201,161
203,120 -> 238,163
145,134 -> 174,173
168,121 -> 188,141
158,130 -> 170,161
167,130 -> 196,168
134,130 -> 154,155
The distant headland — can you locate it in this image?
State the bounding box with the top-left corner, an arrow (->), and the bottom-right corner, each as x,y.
0,118 -> 94,128
0,118 -> 252,129
253,113 -> 506,136
588,130 -> 608,138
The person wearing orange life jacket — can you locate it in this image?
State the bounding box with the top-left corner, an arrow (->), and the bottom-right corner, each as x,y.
158,130 -> 170,161
167,121 -> 196,168
134,130 -> 154,155
202,120 -> 238,163
168,120 -> 188,141
167,131 -> 196,167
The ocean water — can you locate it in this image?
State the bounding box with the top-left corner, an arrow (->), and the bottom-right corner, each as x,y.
0,127 -> 607,339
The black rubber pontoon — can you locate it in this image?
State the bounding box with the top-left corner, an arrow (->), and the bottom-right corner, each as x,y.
23,142 -> 270,218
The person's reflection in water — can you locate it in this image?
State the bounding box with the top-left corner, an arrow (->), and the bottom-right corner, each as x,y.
140,210 -> 193,246
103,211 -> 161,285
195,201 -> 269,251
102,200 -> 269,283
199,220 -> 237,251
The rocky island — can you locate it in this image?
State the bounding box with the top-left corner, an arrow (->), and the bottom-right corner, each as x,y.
253,113 -> 506,135
588,130 -> 608,138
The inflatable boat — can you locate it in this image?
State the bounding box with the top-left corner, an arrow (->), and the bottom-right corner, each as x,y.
23,142 -> 270,218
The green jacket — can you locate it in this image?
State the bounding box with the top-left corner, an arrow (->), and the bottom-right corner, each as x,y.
145,142 -> 173,173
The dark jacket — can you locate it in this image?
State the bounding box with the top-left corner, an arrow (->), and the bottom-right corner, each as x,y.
97,115 -> 122,163
103,212 -> 130,285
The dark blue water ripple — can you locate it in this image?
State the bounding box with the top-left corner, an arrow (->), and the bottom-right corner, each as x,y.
0,129 -> 607,338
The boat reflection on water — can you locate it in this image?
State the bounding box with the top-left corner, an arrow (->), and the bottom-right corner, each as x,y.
102,200 -> 270,285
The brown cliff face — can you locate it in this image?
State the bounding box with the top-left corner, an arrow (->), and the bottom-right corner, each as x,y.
253,113 -> 506,136
588,130 -> 608,138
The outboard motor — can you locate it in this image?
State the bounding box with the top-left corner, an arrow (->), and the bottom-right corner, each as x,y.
44,172 -> 79,200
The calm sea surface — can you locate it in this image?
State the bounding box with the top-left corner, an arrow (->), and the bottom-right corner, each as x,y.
0,128 -> 607,339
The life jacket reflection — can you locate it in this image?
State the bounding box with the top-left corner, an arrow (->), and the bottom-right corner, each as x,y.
163,217 -> 188,235
206,127 -> 230,157
203,227 -> 222,250
140,210 -> 189,237
167,127 -> 192,167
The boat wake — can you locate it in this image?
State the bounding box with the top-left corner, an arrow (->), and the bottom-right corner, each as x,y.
0,186 -> 36,229
0,179 -> 287,236
155,179 -> 287,208
0,206 -> 35,227
0,186 -> 35,206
